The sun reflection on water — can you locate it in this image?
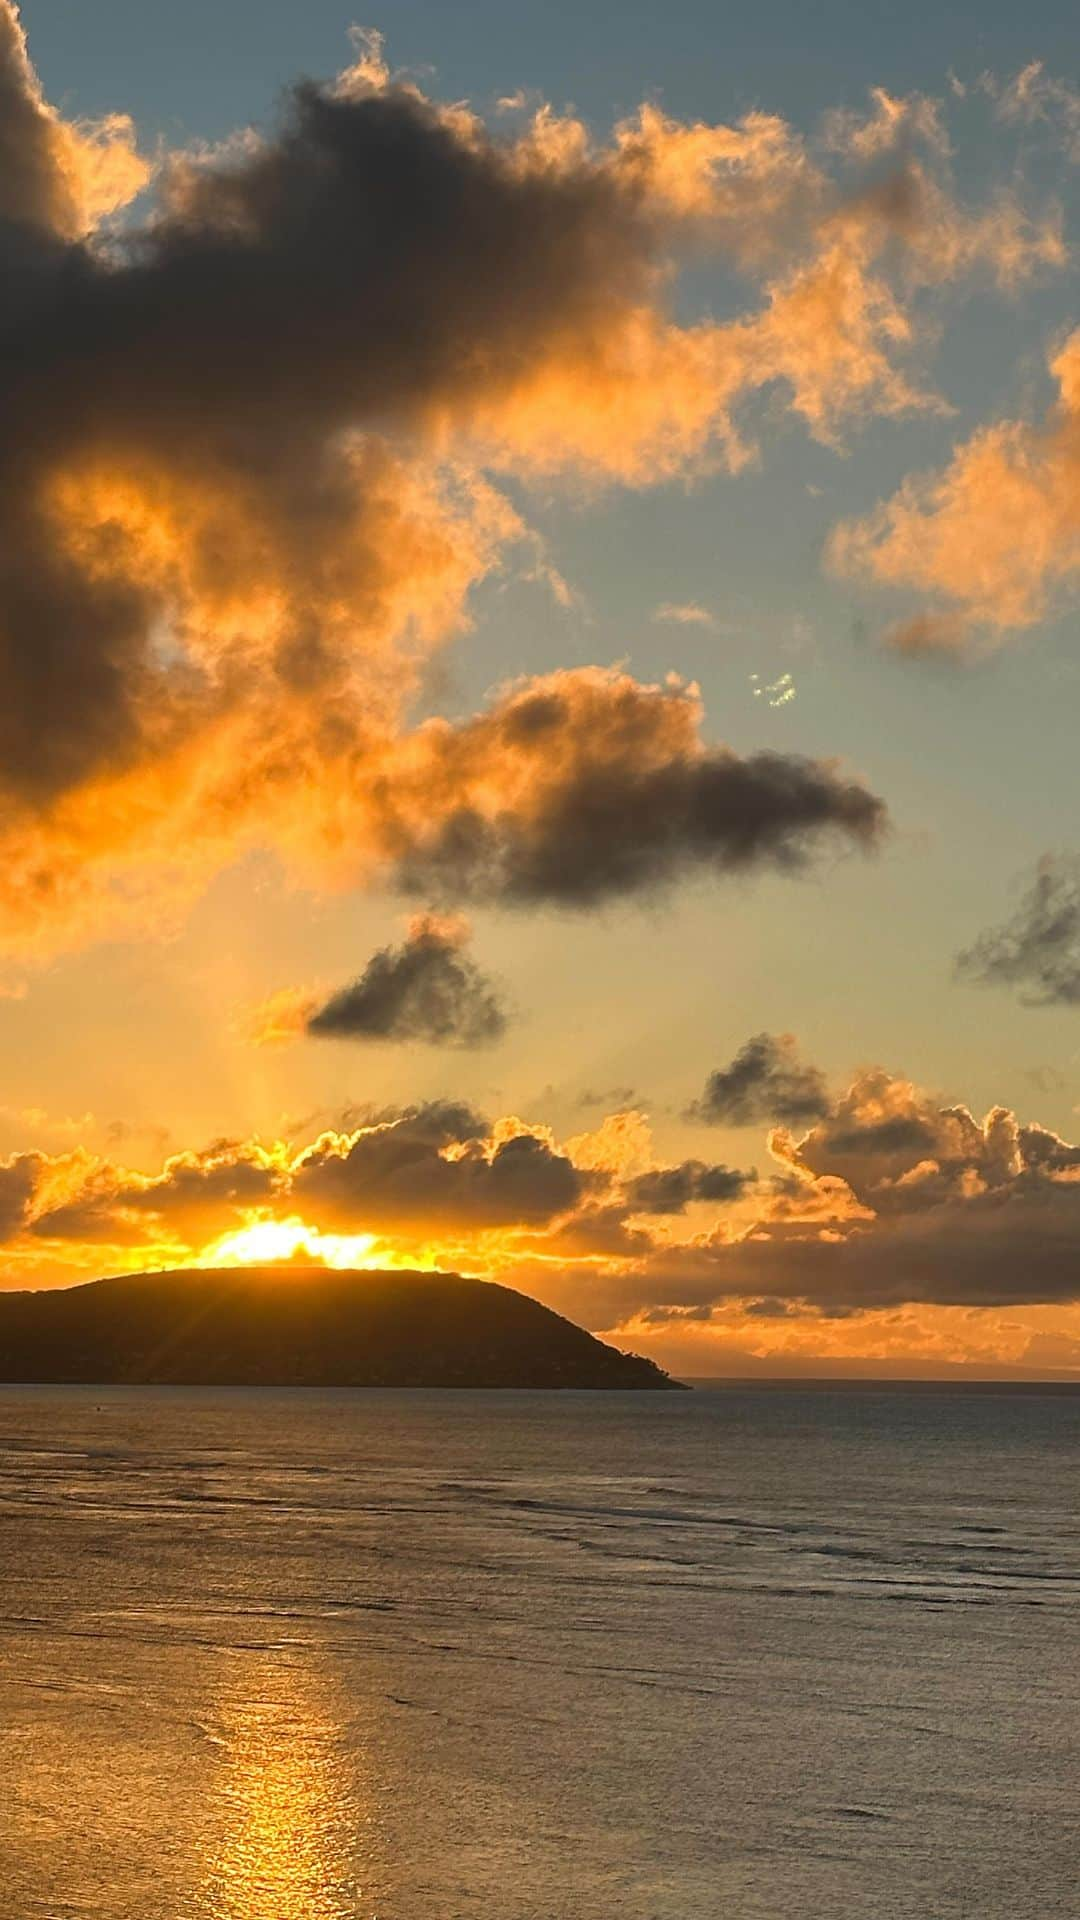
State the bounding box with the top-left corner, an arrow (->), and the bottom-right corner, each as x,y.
199,1658 -> 375,1920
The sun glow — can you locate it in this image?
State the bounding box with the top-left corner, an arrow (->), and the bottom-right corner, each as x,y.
197,1217 -> 381,1270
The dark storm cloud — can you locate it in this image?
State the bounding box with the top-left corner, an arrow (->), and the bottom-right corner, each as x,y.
687,1032 -> 831,1127
823,1115 -> 938,1156
381,674 -> 887,909
391,752 -> 886,907
956,855 -> 1080,1006
0,65 -> 658,806
291,1115 -> 586,1233
625,1160 -> 754,1214
307,917 -> 507,1048
665,1072 -> 1080,1312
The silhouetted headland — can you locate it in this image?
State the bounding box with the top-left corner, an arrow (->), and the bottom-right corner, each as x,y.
0,1265 -> 684,1389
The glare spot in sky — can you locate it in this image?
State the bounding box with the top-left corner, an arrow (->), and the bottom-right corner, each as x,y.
750,671 -> 797,707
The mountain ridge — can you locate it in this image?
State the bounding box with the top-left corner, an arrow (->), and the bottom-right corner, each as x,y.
0,1265 -> 684,1390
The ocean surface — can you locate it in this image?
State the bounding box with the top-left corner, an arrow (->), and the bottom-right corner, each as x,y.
2,1386 -> 1079,1919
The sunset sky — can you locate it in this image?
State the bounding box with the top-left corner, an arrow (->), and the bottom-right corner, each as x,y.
4,0 -> 1080,1375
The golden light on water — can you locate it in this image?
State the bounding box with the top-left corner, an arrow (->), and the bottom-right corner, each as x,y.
200,1660 -> 373,1920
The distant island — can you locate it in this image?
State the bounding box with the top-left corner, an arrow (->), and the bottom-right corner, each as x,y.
0,1265 -> 684,1390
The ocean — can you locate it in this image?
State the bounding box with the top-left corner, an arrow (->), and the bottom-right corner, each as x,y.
2,1384 -> 1078,1918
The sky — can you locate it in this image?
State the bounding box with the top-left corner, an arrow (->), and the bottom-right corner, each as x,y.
2,0 -> 1080,1376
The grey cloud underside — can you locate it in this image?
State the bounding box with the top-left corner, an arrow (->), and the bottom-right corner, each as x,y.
352,1099 -> 491,1143
625,1161 -> 754,1213
14,1073 -> 1080,1317
550,1073 -> 1080,1327
387,753 -> 887,907
823,1115 -> 937,1156
688,1032 -> 831,1125
25,1105 -> 584,1245
291,1125 -> 584,1231
645,1091 -> 1080,1316
640,1195 -> 1080,1313
308,925 -> 507,1047
566,1187 -> 1080,1330
957,855 -> 1080,1006
0,1154 -> 41,1240
18,1096 -> 756,1254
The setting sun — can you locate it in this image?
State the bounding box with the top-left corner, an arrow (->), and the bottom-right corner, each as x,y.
198,1218 -> 381,1271
3,3 -> 1080,1917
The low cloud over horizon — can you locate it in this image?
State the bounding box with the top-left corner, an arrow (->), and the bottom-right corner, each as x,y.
0,9 -> 1077,1380
6,1046 -> 1080,1376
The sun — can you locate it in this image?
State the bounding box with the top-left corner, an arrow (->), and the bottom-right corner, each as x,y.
197,1217 -> 380,1270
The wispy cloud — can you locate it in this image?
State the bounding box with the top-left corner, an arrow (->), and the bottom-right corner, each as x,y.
653,601 -> 715,627
829,331 -> 1080,653
957,855 -> 1080,1005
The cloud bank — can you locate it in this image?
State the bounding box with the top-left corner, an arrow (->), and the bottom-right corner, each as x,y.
4,1061 -> 1080,1374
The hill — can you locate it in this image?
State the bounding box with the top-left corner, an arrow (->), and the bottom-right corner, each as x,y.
0,1265 -> 683,1390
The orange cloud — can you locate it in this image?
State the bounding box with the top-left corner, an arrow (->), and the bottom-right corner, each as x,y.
829,331 -> 1080,649
244,987 -> 318,1050
1,1064 -> 1080,1375
0,11 -> 1059,950
0,2 -> 148,239
0,448 -> 518,949
986,62 -> 1080,164
0,1063 -> 1073,1314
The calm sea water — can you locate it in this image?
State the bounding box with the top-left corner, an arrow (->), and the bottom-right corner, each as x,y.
2,1385 -> 1079,1919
